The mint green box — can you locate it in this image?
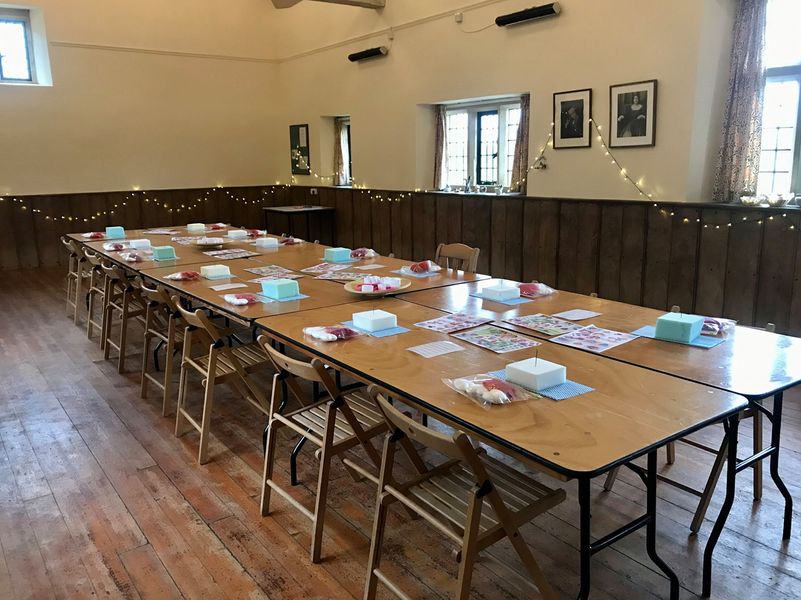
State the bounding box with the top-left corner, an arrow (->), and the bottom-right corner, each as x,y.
324,247 -> 351,263
654,313 -> 704,343
261,278 -> 299,299
105,226 -> 125,239
152,245 -> 177,261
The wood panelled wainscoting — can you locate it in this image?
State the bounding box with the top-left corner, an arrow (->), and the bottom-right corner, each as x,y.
3,185 -> 800,335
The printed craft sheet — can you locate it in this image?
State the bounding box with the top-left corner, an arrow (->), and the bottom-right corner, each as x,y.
504,314 -> 584,336
414,313 -> 492,334
301,263 -> 348,274
244,265 -> 301,281
314,271 -> 364,281
551,325 -> 637,353
451,325 -> 540,354
203,249 -> 259,260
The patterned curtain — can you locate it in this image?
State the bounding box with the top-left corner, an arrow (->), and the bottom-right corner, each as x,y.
333,118 -> 349,186
712,0 -> 768,202
510,94 -> 530,193
433,105 -> 447,190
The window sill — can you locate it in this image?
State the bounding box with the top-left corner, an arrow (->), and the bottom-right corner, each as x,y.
0,80 -> 51,87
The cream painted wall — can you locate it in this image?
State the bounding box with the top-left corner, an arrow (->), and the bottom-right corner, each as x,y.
271,0 -> 736,202
0,0 -> 280,196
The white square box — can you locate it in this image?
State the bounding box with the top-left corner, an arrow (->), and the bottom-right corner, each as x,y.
482,284 -> 520,301
506,358 -> 566,391
352,309 -> 397,332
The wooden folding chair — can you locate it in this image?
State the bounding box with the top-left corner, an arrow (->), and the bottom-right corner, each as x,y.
101,262 -> 146,373
61,237 -> 86,324
139,280 -> 185,416
255,336 -> 389,563
364,387 -> 565,600
83,248 -> 106,344
604,310 -> 770,533
434,242 -> 480,273
174,303 -> 271,464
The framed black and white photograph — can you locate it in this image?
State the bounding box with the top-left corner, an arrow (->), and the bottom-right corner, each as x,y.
553,88 -> 592,149
609,79 -> 657,148
289,123 -> 311,175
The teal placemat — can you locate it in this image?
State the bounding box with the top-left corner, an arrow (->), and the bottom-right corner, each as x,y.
632,326 -> 725,349
470,293 -> 532,306
342,320 -> 410,338
257,293 -> 309,303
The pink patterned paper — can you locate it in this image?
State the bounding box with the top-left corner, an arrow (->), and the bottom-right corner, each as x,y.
414,313 -> 493,333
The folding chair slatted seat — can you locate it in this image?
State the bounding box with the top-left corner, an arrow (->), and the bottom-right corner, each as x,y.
175,302 -> 271,464
364,387 -> 565,600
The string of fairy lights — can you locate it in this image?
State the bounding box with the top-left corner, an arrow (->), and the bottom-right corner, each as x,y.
0,117 -> 797,231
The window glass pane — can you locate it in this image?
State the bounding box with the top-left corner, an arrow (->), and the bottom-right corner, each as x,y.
764,0 -> 801,68
776,127 -> 795,149
760,150 -> 776,173
775,149 -> 794,172
477,111 -> 499,184
505,107 -> 520,187
0,20 -> 31,80
445,111 -> 468,187
757,77 -> 799,194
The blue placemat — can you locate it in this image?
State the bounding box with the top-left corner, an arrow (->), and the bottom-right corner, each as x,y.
257,293 -> 309,303
153,255 -> 180,262
391,269 -> 438,278
632,326 -> 725,349
488,369 -> 594,401
342,320 -> 410,338
469,293 -> 533,306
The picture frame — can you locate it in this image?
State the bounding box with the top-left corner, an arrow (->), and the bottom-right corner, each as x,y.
609,79 -> 657,148
553,88 -> 592,149
289,124 -> 311,175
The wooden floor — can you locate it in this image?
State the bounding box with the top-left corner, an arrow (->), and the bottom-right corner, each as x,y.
2,268 -> 801,599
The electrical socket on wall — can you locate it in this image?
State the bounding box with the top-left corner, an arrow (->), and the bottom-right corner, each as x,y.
310,188 -> 318,195
454,12 -> 463,23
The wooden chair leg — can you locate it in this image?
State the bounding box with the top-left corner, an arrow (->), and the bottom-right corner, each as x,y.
162,336 -> 176,417
141,331 -> 152,399
197,378 -> 216,464
73,261 -> 83,324
603,466 -> 619,491
311,401 -> 338,563
666,441 -> 676,465
102,303 -> 114,360
117,294 -> 130,373
690,436 -> 729,533
456,492 -> 483,600
260,418 -> 281,517
174,365 -> 190,437
363,493 -> 391,600
506,522 -> 556,599
753,410 -> 763,501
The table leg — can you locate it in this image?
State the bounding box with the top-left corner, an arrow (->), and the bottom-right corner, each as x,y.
702,413 -> 739,597
768,392 -> 793,540
645,451 -> 680,600
578,477 -> 591,600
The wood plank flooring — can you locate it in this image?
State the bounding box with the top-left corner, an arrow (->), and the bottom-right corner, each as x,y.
1,268 -> 801,599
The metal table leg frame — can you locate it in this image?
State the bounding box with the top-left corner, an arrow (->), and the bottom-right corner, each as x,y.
768,393 -> 793,540
576,453 -> 679,600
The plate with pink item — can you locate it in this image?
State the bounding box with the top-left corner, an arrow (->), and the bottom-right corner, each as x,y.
344,276 -> 411,296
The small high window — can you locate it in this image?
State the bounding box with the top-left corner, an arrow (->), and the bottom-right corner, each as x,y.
0,8 -> 34,82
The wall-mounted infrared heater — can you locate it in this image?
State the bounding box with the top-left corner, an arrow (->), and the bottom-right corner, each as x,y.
495,2 -> 561,27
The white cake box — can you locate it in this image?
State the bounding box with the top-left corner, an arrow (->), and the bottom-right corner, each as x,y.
353,309 -> 397,332
255,237 -> 280,248
482,284 -> 521,301
228,229 -> 248,240
200,264 -> 231,279
129,238 -> 152,250
187,223 -> 205,234
506,358 -> 566,391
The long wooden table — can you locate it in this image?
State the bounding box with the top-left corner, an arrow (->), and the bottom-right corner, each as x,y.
255,299 -> 747,600
400,278 -> 801,595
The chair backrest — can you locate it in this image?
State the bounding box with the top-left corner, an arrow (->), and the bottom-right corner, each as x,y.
173,300 -> 226,344
370,386 -> 472,463
61,236 -> 79,256
83,247 -> 103,267
434,242 -> 480,273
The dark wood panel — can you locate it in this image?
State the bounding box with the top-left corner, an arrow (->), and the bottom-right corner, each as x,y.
723,217 -> 764,324
575,203 -> 601,296
642,206 -> 672,310
790,222 -> 801,337
618,204 -> 646,305
503,197 -> 523,281
666,208 -> 700,313
520,200 -> 540,282
694,209 -> 731,318
755,214 -> 799,331
557,202 -> 578,291
370,194 -> 392,256
489,198 -> 506,278
352,191 -> 372,248
598,205 -> 623,300
412,194 -> 437,261
462,196 -> 491,275
536,200 -> 560,288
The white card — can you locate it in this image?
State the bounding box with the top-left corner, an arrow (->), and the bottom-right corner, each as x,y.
552,309 -> 602,321
354,264 -> 386,270
210,283 -> 247,291
407,341 -> 465,358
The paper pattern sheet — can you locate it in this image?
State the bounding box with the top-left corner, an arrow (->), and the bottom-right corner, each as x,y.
504,314 -> 584,336
551,325 -> 637,353
354,264 -> 386,270
407,341 -> 465,358
203,249 -> 259,260
551,309 -> 602,321
171,236 -> 201,245
315,271 -> 364,281
451,325 -> 540,354
301,263 -> 349,274
210,283 -> 248,292
414,313 -> 492,334
244,265 -> 302,282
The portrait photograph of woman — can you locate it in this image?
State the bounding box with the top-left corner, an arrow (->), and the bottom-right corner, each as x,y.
609,80 -> 657,147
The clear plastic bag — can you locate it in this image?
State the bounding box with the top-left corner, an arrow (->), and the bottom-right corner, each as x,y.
280,237 -> 303,245
443,374 -> 539,407
702,317 -> 737,336
103,242 -> 127,251
303,326 -> 363,342
164,271 -> 200,281
408,260 -> 442,274
224,293 -> 260,306
518,281 -> 556,298
83,231 -> 105,239
351,247 -> 378,259
119,252 -> 144,263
